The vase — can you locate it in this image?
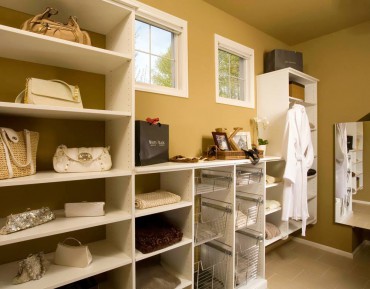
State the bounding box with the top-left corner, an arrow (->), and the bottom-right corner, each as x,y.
258,145 -> 267,157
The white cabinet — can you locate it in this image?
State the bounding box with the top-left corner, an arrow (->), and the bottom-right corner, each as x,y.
135,159 -> 282,289
257,68 -> 319,246
0,0 -> 135,288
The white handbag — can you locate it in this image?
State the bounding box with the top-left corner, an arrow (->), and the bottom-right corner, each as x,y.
65,202 -> 105,217
15,78 -> 83,108
53,145 -> 112,173
54,238 -> 92,268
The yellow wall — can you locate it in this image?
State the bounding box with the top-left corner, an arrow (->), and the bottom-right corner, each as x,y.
135,0 -> 289,157
294,21 -> 370,252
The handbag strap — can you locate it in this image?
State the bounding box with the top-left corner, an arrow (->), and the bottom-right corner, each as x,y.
15,79 -> 80,103
0,128 -> 33,169
62,237 -> 82,246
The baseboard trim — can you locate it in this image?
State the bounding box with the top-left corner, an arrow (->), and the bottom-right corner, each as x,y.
292,237 -> 353,259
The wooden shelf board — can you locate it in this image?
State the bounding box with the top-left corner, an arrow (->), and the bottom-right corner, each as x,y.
0,240 -> 132,289
265,207 -> 282,216
0,209 -> 131,246
0,25 -> 131,75
135,156 -> 282,174
0,169 -> 131,188
0,102 -> 131,120
135,238 -> 192,261
135,201 -> 192,218
266,182 -> 282,189
289,97 -> 316,107
265,234 -> 283,247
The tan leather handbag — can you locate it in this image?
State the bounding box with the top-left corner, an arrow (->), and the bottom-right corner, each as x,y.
21,7 -> 91,46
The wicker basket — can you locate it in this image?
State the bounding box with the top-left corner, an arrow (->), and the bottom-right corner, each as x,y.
216,149 -> 246,160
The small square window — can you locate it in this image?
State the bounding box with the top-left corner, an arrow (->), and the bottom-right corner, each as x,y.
134,5 -> 188,98
135,20 -> 175,88
215,34 -> 255,108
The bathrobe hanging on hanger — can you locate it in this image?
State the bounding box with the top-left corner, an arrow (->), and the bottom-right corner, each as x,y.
282,104 -> 314,236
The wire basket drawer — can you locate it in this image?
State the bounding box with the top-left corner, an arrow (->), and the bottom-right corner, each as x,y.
235,195 -> 263,230
235,232 -> 263,287
236,167 -> 263,186
195,200 -> 232,245
195,169 -> 232,195
194,242 -> 231,289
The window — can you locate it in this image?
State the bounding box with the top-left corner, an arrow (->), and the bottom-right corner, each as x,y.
135,4 -> 188,98
215,34 -> 255,108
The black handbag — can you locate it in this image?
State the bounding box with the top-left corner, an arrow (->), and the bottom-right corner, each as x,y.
135,120 -> 169,166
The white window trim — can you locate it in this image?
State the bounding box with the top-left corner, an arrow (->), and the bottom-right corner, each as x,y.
135,3 -> 188,98
215,34 -> 255,108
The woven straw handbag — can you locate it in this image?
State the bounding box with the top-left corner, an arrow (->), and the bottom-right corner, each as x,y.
0,128 -> 39,180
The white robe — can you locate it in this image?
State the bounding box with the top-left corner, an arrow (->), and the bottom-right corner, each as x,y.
282,104 -> 314,236
335,123 -> 348,200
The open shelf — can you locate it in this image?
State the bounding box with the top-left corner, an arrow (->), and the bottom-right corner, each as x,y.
135,237 -> 192,261
0,209 -> 131,246
265,207 -> 282,216
0,169 -> 131,188
266,182 -> 282,189
265,234 -> 283,247
0,240 -> 132,289
0,25 -> 131,75
288,218 -> 316,235
135,201 -> 192,218
0,102 -> 131,121
289,97 -> 316,107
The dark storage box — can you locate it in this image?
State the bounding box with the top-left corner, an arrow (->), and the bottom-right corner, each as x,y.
289,81 -> 305,100
264,49 -> 303,73
135,120 -> 169,166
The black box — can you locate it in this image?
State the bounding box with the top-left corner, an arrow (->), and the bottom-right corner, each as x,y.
264,49 -> 303,73
135,120 -> 169,166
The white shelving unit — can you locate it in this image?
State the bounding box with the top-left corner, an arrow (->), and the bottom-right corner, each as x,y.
0,1 -> 135,288
257,68 -> 319,247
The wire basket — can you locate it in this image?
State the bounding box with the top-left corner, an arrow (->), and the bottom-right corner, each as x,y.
235,195 -> 263,230
194,242 -> 231,289
235,231 -> 263,287
236,167 -> 263,186
195,199 -> 232,245
195,169 -> 232,195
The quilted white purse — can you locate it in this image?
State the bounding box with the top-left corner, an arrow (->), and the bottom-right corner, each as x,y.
53,145 -> 112,173
15,78 -> 83,108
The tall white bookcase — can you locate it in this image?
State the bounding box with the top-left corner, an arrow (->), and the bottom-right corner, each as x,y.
257,68 -> 319,246
0,0 -> 136,288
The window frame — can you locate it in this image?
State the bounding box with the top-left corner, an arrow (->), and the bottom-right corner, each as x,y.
215,34 -> 255,108
135,4 -> 188,98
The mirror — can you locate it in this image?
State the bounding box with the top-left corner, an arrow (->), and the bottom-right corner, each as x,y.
335,121 -> 370,229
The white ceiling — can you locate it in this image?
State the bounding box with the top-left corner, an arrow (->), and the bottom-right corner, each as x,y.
204,0 -> 370,45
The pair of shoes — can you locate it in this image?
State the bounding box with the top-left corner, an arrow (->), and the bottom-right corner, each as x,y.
170,155 -> 199,163
243,148 -> 260,165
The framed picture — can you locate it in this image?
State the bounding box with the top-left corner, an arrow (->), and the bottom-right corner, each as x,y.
212,132 -> 231,151
233,131 -> 252,150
